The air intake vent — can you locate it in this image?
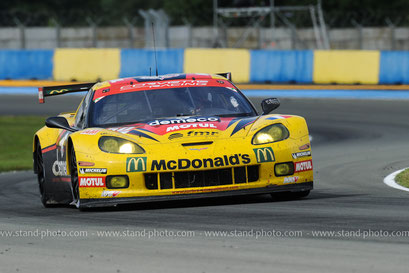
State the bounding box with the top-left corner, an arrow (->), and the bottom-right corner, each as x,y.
182,141 -> 213,147
144,165 -> 259,190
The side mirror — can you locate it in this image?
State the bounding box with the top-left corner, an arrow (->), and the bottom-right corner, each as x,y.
45,117 -> 77,132
261,98 -> 280,115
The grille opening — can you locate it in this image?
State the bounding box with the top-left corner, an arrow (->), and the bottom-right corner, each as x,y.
247,165 -> 259,182
160,173 -> 173,189
145,173 -> 158,189
181,141 -> 213,147
234,166 -> 246,184
144,165 -> 259,190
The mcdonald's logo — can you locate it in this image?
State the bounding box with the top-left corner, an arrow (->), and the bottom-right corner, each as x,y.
253,147 -> 275,163
126,157 -> 147,172
49,89 -> 68,95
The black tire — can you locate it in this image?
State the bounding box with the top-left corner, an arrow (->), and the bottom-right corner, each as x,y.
70,147 -> 80,207
290,190 -> 310,199
271,190 -> 310,200
35,141 -> 51,207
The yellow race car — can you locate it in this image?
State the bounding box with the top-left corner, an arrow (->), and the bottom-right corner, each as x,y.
33,73 -> 313,209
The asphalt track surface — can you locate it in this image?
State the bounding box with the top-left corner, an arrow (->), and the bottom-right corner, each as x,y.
1,94 -> 409,272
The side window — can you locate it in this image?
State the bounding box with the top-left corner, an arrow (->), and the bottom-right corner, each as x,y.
75,90 -> 92,128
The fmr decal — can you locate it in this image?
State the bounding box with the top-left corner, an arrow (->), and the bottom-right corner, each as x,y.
253,147 -> 275,163
101,190 -> 121,197
126,157 -> 147,172
292,150 -> 311,159
283,176 -> 299,184
79,168 -> 107,174
151,154 -> 251,171
294,160 -> 313,173
148,117 -> 220,126
52,160 -> 67,176
79,177 -> 106,187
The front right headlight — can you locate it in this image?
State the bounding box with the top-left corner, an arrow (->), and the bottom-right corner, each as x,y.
252,124 -> 289,145
98,136 -> 145,154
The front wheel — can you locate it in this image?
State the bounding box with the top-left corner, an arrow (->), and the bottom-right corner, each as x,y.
35,142 -> 51,207
70,148 -> 80,207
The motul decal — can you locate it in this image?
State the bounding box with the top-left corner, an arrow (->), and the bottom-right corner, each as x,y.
79,177 -> 106,187
294,160 -> 313,173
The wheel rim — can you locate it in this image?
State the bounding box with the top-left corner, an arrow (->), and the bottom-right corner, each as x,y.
70,148 -> 80,202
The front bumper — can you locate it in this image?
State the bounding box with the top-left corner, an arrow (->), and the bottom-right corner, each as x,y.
79,181 -> 313,208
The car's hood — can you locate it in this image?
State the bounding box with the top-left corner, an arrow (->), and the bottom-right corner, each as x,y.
83,115 -> 294,145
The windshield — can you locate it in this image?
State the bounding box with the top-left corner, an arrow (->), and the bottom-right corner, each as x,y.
88,86 -> 256,127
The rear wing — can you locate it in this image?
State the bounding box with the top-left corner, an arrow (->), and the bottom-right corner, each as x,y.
38,82 -> 96,103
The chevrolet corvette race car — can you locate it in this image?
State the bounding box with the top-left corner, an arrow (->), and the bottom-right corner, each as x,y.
33,73 -> 313,209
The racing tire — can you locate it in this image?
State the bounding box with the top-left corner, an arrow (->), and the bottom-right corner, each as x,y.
35,142 -> 51,207
70,148 -> 80,207
271,190 -> 310,200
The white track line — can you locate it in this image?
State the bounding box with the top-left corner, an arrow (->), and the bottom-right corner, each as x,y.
383,168 -> 409,192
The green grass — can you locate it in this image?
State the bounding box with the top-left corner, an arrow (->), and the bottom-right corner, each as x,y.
0,116 -> 46,172
396,169 -> 409,189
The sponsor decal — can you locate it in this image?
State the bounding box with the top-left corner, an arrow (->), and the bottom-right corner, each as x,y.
187,131 -> 218,136
283,176 -> 299,184
120,80 -> 209,91
166,123 -> 217,132
126,157 -> 147,172
294,160 -> 313,173
52,160 -> 67,176
101,190 -> 121,197
49,88 -> 68,95
292,150 -> 311,159
80,129 -> 101,135
189,147 -> 209,151
79,177 -> 106,187
148,117 -> 220,126
253,147 -> 275,163
151,154 -> 251,171
79,168 -> 107,174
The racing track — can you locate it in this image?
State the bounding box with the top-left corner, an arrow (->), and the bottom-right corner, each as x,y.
1,94 -> 409,272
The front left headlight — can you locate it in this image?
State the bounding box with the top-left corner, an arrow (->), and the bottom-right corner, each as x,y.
252,124 -> 289,145
98,136 -> 145,154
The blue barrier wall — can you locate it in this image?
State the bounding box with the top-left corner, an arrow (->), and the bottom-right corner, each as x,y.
250,50 -> 313,83
0,50 -> 53,80
379,51 -> 409,84
120,49 -> 184,78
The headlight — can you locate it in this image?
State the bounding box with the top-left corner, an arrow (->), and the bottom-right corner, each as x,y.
107,176 -> 129,189
274,162 -> 294,176
252,124 -> 289,145
98,136 -> 145,154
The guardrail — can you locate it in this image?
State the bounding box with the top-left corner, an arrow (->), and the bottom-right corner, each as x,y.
0,49 -> 408,84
